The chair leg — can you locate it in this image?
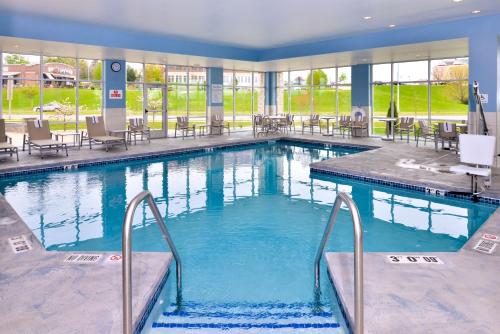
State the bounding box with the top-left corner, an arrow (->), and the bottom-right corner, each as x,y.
124,139 -> 128,151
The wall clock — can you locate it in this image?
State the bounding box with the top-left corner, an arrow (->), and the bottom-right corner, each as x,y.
111,62 -> 121,72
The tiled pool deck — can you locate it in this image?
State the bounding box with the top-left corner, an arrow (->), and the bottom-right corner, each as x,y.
1,131 -> 499,333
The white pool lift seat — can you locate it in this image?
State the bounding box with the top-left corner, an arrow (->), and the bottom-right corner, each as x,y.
449,134 -> 496,195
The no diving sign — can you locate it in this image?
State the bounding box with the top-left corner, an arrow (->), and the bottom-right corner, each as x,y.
386,255 -> 444,264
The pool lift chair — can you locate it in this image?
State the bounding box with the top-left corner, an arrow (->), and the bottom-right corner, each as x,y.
449,134 -> 496,202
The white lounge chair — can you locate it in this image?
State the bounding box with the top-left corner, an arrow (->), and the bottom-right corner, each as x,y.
449,134 -> 496,197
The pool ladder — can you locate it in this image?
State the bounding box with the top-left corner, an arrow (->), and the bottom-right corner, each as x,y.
122,190 -> 182,334
314,192 -> 364,334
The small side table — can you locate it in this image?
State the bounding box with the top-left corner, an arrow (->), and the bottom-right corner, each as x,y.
53,132 -> 81,148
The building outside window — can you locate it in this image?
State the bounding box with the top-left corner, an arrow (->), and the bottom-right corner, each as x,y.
1,52 -> 102,134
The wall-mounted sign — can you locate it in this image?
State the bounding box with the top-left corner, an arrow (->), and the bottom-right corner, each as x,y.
211,84 -> 223,104
480,94 -> 488,104
109,89 -> 123,100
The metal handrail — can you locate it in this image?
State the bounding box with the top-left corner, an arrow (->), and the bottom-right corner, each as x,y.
122,190 -> 182,334
314,192 -> 363,334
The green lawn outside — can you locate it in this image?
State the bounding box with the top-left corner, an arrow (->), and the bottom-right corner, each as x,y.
2,85 -> 468,135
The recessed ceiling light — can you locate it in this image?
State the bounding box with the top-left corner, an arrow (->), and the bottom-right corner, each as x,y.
452,0 -> 463,3
472,10 -> 481,14
388,24 -> 396,28
363,16 -> 372,20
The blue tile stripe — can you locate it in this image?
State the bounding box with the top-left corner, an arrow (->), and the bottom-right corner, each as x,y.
310,168 -> 500,205
151,322 -> 341,329
133,268 -> 171,334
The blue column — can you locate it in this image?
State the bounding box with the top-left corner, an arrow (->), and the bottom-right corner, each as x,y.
468,34 -> 499,136
103,59 -> 126,130
351,64 -> 372,132
265,72 -> 277,115
468,34 -> 498,113
206,67 -> 223,129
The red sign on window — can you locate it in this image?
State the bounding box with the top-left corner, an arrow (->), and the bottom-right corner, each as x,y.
109,89 -> 123,99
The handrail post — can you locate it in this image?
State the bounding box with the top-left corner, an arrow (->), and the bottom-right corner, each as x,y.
314,192 -> 364,334
122,191 -> 182,334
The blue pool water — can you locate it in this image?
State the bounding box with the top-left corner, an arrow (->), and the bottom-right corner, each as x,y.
0,141 -> 496,332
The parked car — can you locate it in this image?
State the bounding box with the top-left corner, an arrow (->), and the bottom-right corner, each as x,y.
33,102 -> 63,112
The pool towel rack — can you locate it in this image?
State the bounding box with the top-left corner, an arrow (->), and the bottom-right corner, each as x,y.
122,190 -> 182,334
314,192 -> 364,334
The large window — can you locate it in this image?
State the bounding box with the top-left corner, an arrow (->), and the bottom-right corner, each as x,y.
127,63 -> 207,135
277,67 -> 352,123
223,70 -> 265,130
1,52 -> 102,135
371,58 -> 468,136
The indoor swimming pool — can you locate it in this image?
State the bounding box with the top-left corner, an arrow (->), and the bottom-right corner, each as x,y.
0,141 -> 496,332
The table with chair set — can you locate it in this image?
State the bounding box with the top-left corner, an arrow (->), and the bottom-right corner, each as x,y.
254,114 -> 294,137
174,115 -> 231,138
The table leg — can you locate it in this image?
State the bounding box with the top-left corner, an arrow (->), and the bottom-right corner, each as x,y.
322,119 -> 333,136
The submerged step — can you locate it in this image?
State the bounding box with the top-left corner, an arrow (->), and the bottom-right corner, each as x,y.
152,322 -> 341,329
148,301 -> 342,332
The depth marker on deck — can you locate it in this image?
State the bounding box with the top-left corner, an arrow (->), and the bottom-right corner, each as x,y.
8,235 -> 32,254
386,255 -> 444,264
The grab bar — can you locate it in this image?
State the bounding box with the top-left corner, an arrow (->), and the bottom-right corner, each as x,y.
122,190 -> 182,334
314,192 -> 363,334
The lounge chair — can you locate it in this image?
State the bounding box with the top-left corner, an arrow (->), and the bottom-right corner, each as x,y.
0,119 -> 18,161
396,117 -> 415,143
302,114 -> 320,134
349,116 -> 369,137
175,116 -> 196,139
128,118 -> 151,144
85,116 -> 128,151
26,120 -> 68,159
210,114 -> 230,135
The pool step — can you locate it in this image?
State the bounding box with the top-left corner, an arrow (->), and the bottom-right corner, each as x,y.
148,302 -> 343,332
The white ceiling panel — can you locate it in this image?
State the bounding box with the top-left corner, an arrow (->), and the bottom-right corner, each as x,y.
0,0 -> 498,48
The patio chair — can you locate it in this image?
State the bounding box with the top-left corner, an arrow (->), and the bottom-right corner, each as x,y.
436,122 -> 458,152
301,114 -> 321,134
277,115 -> 289,133
415,120 -> 437,148
0,119 -> 19,161
256,116 -> 272,137
349,115 -> 369,137
210,114 -> 230,135
253,114 -> 264,137
175,116 -> 195,139
26,120 -> 68,158
286,114 -> 296,132
338,115 -> 352,138
396,117 -> 415,143
450,134 -> 496,198
128,118 -> 151,144
85,116 -> 128,152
